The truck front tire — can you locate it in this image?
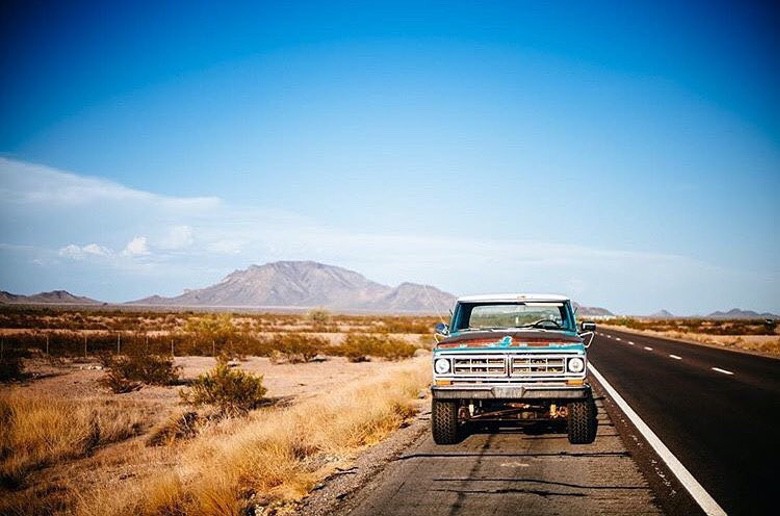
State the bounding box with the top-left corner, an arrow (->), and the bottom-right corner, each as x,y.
567,396 -> 597,444
432,399 -> 460,444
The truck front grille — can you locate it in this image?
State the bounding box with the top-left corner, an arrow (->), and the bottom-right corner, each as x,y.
439,353 -> 583,381
510,357 -> 566,376
452,356 -> 506,376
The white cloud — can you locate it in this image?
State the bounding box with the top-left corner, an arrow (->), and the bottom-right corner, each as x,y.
58,243 -> 112,260
158,225 -> 194,250
122,236 -> 150,256
0,157 -> 220,210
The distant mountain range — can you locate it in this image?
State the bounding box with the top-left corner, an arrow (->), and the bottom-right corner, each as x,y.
129,261 -> 456,313
573,302 -> 614,318
0,289 -> 102,305
2,261 -> 777,318
706,308 -> 778,319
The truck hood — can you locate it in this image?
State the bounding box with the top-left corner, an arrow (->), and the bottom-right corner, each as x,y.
436,329 -> 583,351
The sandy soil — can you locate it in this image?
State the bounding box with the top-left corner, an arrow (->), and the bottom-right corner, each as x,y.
18,354 -> 425,409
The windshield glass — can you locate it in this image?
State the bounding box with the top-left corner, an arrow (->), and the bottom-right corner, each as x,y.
454,302 -> 574,332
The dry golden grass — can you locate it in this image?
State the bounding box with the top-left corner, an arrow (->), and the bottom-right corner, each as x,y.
72,357 -> 428,516
0,392 -> 147,487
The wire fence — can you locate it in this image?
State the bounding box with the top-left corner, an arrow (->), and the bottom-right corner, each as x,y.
0,331 -> 275,358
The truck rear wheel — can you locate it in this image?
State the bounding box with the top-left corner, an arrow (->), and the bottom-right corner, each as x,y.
432,399 -> 460,444
567,397 -> 597,444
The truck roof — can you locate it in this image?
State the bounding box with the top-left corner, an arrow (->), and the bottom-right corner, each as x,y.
456,293 -> 570,303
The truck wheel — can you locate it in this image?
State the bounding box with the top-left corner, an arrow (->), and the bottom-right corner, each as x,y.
432,399 -> 460,444
567,397 -> 597,444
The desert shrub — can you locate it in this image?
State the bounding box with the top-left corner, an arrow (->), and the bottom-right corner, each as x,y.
307,308 -> 332,328
336,334 -> 417,362
271,333 -> 327,363
183,313 -> 238,356
180,358 -> 267,416
100,354 -> 181,393
145,411 -> 199,447
0,354 -> 25,382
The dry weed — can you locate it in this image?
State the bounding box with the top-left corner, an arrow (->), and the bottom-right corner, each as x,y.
0,391 -> 147,491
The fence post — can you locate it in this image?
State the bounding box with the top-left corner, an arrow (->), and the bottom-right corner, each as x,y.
171,339 -> 175,358
117,333 -> 121,355
1,337 -> 4,360
84,334 -> 88,357
46,334 -> 50,355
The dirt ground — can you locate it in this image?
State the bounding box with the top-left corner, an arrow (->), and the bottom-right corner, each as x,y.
19,354 -> 421,402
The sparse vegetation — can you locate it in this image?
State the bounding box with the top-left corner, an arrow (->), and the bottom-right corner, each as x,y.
180,357 -> 267,416
271,333 -> 327,363
0,307 -> 436,514
0,348 -> 27,382
0,391 -> 146,490
337,333 -> 418,362
99,353 -> 181,393
78,359 -> 428,515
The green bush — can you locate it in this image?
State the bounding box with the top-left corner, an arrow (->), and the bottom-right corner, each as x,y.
336,334 -> 417,362
180,358 -> 267,416
100,354 -> 181,393
272,333 -> 327,363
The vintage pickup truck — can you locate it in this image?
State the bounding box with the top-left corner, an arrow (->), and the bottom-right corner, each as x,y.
431,294 -> 597,444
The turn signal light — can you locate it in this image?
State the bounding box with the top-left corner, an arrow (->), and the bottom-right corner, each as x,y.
435,379 -> 453,386
566,379 -> 584,386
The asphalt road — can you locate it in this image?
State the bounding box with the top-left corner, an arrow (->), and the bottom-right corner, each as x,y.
345,394 -> 662,515
588,328 -> 780,516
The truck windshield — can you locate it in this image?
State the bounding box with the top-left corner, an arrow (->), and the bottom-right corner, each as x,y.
454,303 -> 574,332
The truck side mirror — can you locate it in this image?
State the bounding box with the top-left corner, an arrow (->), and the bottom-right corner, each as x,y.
581,321 -> 596,332
434,322 -> 449,336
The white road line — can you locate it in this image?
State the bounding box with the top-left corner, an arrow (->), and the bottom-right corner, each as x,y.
628,341 -> 635,345
615,337 -> 622,341
669,354 -> 682,360
644,346 -> 653,351
712,367 -> 734,376
589,364 -> 727,516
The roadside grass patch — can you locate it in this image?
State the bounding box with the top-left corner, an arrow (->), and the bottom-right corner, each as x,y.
78,358 -> 429,515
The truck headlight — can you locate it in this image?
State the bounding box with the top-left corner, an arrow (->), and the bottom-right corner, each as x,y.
568,357 -> 585,373
434,358 -> 451,374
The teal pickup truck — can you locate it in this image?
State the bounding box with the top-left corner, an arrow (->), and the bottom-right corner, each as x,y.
431,294 -> 597,445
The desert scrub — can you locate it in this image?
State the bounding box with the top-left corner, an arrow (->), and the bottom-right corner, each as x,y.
0,348 -> 27,382
100,353 -> 181,393
0,392 -> 145,490
270,333 -> 327,363
79,357 -> 429,516
337,333 -> 418,362
180,357 -> 267,416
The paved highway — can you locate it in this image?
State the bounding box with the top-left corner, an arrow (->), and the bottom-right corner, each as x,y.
588,328 -> 780,515
343,393 -> 661,515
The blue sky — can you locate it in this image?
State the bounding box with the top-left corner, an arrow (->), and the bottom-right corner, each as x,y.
1,0 -> 778,315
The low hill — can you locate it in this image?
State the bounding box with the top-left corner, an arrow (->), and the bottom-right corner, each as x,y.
130,261 -> 457,313
0,290 -> 101,305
